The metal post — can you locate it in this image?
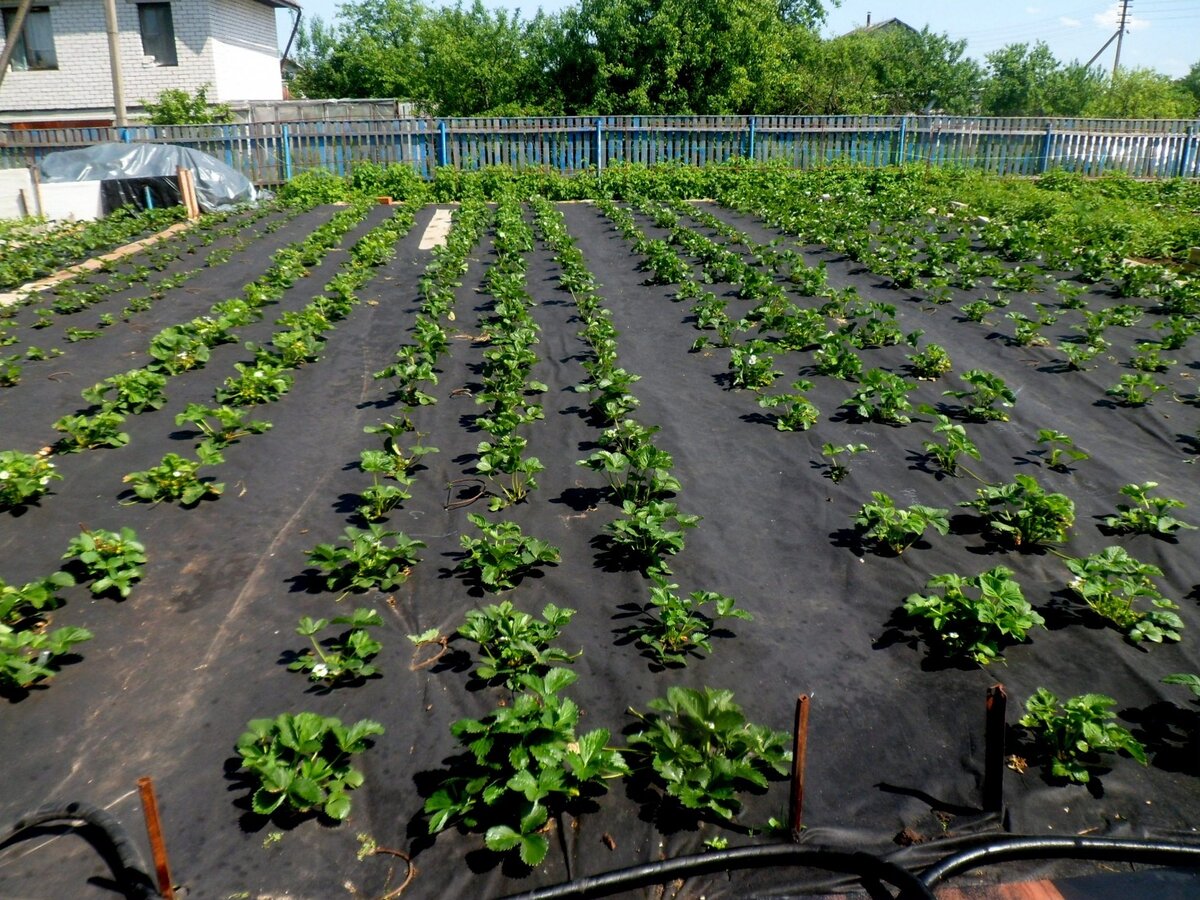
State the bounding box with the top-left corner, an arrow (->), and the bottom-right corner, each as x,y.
137,776 -> 176,899
789,694 -> 810,838
595,118 -> 604,177
1039,122 -> 1054,174
896,115 -> 908,165
748,115 -> 756,160
1179,126 -> 1196,179
281,123 -> 292,181
437,119 -> 448,168
120,128 -> 130,143
983,684 -> 1007,815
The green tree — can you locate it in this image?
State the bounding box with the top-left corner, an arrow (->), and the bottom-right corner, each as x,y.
1180,60 -> 1200,106
292,0 -> 425,99
1084,67 -> 1198,119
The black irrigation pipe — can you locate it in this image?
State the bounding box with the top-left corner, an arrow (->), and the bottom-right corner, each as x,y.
919,835 -> 1200,888
501,834 -> 1200,900
500,843 -> 934,900
2,802 -> 159,899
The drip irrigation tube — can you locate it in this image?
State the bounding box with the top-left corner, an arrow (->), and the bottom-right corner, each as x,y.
2,802 -> 159,899
499,843 -> 934,900
919,835 -> 1200,888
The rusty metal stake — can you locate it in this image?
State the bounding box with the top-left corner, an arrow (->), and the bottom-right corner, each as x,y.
789,694 -> 810,839
983,684 -> 1007,815
137,776 -> 176,900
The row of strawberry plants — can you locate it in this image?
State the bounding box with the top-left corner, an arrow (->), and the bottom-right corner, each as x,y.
598,196 -> 1197,785
237,203 -> 492,822
0,204 -> 304,387
0,204 -> 186,292
0,204 -> 388,697
0,202 -> 372,512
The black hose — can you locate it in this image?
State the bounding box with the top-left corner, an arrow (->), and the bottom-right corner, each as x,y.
500,843 -> 934,900
920,835 -> 1200,888
3,802 -> 159,899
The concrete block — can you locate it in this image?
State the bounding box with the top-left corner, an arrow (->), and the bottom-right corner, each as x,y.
39,181 -> 103,221
0,169 -> 36,219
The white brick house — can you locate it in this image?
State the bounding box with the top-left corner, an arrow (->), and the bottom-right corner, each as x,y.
0,0 -> 298,123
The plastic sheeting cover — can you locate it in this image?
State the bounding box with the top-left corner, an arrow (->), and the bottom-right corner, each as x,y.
39,142 -> 256,212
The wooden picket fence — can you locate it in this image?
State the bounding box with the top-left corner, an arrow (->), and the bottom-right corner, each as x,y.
1,115 -> 1197,185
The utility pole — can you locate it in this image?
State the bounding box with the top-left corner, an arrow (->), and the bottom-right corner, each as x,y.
103,0 -> 128,126
1085,0 -> 1133,77
1112,0 -> 1132,77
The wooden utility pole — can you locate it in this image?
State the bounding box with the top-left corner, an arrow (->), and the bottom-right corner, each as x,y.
0,0 -> 35,91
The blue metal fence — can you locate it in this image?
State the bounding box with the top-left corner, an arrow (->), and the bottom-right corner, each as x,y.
1,115 -> 1197,184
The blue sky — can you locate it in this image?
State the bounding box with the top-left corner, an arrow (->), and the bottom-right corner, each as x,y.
275,0 -> 1200,79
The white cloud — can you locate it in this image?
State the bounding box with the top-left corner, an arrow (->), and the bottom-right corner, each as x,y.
1058,16 -> 1081,27
1093,2 -> 1149,32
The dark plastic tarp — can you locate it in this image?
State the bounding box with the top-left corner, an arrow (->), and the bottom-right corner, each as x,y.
38,142 -> 256,212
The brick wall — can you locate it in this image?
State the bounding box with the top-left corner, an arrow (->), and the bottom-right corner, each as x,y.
0,0 -> 282,118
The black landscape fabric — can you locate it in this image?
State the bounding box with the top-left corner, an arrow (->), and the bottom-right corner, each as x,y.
0,200 -> 1198,899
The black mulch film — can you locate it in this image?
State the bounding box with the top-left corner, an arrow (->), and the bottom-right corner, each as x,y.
0,199 -> 1198,899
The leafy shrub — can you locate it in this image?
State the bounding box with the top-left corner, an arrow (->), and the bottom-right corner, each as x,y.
63,527 -> 146,598
855,491 -> 949,554
457,601 -> 577,687
278,169 -> 352,207
308,525 -> 426,593
457,514 -> 560,591
1066,546 -> 1183,643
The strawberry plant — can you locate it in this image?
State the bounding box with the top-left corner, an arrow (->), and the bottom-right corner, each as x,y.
1057,339 -> 1106,371
357,450 -> 415,521
627,686 -> 791,823
959,300 -> 993,323
1106,373 -> 1164,407
907,343 -> 952,380
728,342 -> 781,391
215,362 -> 293,406
1018,689 -> 1145,784
1,622 -> 93,692
1036,429 -> 1088,472
922,415 -> 981,477
425,669 -> 628,866
1163,673 -> 1200,699
641,239 -> 691,284
457,514 -> 560,591
606,500 -> 700,575
961,475 -> 1074,547
814,338 -> 863,380
475,434 -> 543,510
457,601 -> 578,688
1130,342 -> 1176,373
1105,482 -> 1194,536
148,326 -> 212,374
308,525 -> 426,593
123,445 -> 224,506
845,369 -> 914,424
52,411 -> 130,453
175,403 -> 272,449
63,527 -> 146,599
1,571 -> 74,625
903,566 -> 1043,665
757,380 -> 820,432
821,442 -> 868,484
0,450 -> 61,509
628,578 -> 751,666
81,368 -> 168,414
577,422 -> 680,502
1066,546 -> 1184,643
854,491 -> 949,555
943,370 -> 1016,422
236,713 -> 383,820
290,608 -> 383,685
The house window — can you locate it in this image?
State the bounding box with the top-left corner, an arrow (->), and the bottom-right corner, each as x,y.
138,3 -> 177,67
2,6 -> 58,71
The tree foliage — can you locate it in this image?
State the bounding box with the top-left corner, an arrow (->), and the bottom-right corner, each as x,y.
141,84 -> 234,125
288,0 -> 1199,120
